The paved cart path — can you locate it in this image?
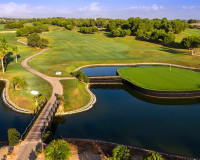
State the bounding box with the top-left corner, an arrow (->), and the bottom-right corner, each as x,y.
15,48 -> 75,160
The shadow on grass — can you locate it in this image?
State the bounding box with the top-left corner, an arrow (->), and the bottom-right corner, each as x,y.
135,36 -> 186,54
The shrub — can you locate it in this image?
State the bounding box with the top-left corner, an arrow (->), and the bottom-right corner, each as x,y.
71,71 -> 89,83
27,33 -> 49,49
79,27 -> 98,34
42,131 -> 54,144
12,76 -> 26,90
8,128 -> 20,146
112,145 -> 131,160
65,25 -> 74,30
181,35 -> 200,49
45,139 -> 71,160
143,152 -> 164,160
112,28 -> 131,37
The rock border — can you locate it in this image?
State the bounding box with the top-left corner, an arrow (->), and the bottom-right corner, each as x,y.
56,83 -> 96,115
1,80 -> 32,114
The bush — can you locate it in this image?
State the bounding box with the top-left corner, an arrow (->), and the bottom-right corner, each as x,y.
42,131 -> 54,144
4,22 -> 24,29
65,25 -> 74,30
112,28 -> 131,37
181,35 -> 200,49
8,128 -> 20,146
12,76 -> 26,90
79,27 -> 98,34
45,139 -> 71,160
71,71 -> 89,83
27,33 -> 49,49
143,152 -> 163,160
16,26 -> 42,37
112,145 -> 131,160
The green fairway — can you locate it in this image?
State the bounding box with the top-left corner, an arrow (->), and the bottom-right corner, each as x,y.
28,27 -> 200,77
0,33 -> 52,111
60,80 -> 90,112
118,66 -> 200,91
175,29 -> 200,43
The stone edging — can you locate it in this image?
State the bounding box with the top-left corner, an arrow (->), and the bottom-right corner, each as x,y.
122,79 -> 200,98
74,62 -> 200,72
1,80 -> 32,114
65,138 -> 196,160
56,84 -> 96,115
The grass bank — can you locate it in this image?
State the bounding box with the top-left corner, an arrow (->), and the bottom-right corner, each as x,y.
60,80 -> 90,112
118,66 -> 200,91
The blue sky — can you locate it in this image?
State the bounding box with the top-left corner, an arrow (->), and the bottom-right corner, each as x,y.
0,0 -> 199,19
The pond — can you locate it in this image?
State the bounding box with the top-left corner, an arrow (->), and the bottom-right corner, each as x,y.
80,65 -> 153,76
0,81 -> 33,142
52,84 -> 200,158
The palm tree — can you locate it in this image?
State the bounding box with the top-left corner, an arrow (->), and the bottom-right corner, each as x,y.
0,37 -> 8,74
12,46 -> 18,63
45,139 -> 71,160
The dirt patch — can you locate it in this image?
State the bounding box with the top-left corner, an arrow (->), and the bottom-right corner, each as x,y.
72,88 -> 79,96
14,97 -> 33,110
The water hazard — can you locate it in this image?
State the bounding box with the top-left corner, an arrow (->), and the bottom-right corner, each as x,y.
52,84 -> 200,158
0,81 -> 33,142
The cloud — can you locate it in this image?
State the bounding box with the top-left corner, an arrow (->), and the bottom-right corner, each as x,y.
182,5 -> 199,10
78,2 -> 101,12
129,4 -> 163,11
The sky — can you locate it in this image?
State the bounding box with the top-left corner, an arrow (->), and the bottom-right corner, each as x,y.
0,0 -> 199,19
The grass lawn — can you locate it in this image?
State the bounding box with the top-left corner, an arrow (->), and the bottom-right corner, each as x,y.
28,27 -> 200,77
0,33 -> 52,111
118,66 -> 200,91
175,29 -> 200,43
0,24 -> 5,31
60,80 -> 90,112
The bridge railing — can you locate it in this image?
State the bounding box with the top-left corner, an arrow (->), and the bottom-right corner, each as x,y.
41,101 -> 59,139
20,100 -> 47,141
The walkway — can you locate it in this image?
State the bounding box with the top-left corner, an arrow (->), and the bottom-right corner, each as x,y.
15,47 -> 75,160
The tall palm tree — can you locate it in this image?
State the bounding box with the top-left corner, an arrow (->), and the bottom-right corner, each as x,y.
0,37 -> 8,74
12,46 -> 18,63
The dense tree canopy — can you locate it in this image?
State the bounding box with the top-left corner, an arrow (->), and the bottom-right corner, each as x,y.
27,33 -> 49,49
45,139 -> 71,160
4,22 -> 24,29
79,27 -> 98,34
181,35 -> 200,49
188,19 -> 199,24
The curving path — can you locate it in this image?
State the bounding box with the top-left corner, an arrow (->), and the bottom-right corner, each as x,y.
15,47 -> 75,160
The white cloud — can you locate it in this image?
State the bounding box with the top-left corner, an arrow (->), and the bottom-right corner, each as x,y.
182,5 -> 198,10
78,2 -> 101,12
129,4 -> 163,11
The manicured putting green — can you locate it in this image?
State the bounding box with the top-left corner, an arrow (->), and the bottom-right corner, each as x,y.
118,66 -> 200,91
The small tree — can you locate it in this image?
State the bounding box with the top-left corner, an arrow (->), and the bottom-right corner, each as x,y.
112,145 -> 131,160
143,152 -> 164,160
12,46 -> 18,63
45,139 -> 71,160
8,128 -> 20,146
12,76 -> 26,90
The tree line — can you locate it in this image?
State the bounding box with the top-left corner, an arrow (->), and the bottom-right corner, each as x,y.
35,17 -> 188,44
